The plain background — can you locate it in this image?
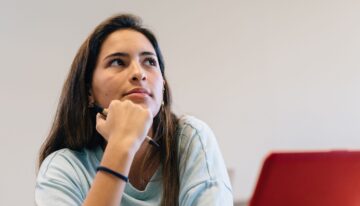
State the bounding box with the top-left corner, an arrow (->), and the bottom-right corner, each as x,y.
1,0 -> 360,204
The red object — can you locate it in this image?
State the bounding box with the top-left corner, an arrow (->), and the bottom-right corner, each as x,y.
249,151 -> 360,206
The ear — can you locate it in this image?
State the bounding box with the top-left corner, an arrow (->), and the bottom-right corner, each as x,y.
88,89 -> 95,108
162,80 -> 166,93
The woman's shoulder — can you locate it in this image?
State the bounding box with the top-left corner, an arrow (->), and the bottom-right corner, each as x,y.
177,115 -> 211,136
176,115 -> 218,156
40,148 -> 84,169
176,115 -> 233,198
36,147 -> 100,203
38,147 -> 100,178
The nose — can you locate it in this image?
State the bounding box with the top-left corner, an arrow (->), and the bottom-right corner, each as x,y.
130,61 -> 146,82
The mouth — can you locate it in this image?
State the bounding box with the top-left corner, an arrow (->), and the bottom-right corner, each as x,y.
124,88 -> 152,97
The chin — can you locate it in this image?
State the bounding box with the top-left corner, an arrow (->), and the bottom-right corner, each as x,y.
148,104 -> 161,117
132,101 -> 157,113
125,97 -> 161,117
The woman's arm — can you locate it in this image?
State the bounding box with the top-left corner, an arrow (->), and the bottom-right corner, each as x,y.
82,144 -> 135,206
35,100 -> 152,206
35,138 -> 138,206
83,100 -> 153,206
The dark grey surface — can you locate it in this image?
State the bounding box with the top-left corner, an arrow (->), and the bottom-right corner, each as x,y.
234,201 -> 248,206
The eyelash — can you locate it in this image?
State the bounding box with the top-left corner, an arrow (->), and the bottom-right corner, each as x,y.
108,59 -> 125,67
144,57 -> 158,67
107,57 -> 158,68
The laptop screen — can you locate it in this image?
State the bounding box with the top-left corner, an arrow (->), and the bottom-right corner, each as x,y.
249,151 -> 360,206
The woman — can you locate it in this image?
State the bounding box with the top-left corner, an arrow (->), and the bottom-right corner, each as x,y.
36,14 -> 233,206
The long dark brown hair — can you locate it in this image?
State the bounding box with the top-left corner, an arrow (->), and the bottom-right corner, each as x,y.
38,14 -> 180,206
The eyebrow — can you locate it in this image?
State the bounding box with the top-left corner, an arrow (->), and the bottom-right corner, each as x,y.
104,51 -> 156,61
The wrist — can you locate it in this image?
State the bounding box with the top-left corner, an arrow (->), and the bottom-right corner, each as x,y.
107,133 -> 143,154
101,141 -> 136,175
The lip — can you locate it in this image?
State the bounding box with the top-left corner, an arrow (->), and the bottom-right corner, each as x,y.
124,88 -> 152,97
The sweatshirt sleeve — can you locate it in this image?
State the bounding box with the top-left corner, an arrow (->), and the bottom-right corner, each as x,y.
35,150 -> 87,206
178,116 -> 233,206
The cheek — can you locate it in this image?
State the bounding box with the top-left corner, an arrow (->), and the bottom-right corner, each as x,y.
92,74 -> 121,106
151,80 -> 164,116
152,75 -> 164,100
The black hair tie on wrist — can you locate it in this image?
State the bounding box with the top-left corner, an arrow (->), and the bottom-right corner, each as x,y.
96,166 -> 129,182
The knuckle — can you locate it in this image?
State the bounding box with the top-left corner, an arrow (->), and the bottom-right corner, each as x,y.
109,101 -> 115,108
145,109 -> 152,118
122,100 -> 130,107
109,100 -> 120,109
95,123 -> 101,131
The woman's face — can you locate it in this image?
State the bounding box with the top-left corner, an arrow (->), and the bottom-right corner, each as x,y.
90,29 -> 164,117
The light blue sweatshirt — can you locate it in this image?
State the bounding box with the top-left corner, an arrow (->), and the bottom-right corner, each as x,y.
35,115 -> 233,205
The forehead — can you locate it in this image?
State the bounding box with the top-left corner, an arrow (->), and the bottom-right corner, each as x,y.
99,29 -> 155,55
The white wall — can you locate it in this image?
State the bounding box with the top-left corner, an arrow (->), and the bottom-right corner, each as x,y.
1,0 -> 360,204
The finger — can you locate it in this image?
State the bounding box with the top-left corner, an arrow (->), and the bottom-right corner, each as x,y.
102,108 -> 109,116
95,113 -> 106,136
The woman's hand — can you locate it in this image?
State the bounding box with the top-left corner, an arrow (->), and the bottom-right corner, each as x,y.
95,99 -> 153,153
84,99 -> 152,206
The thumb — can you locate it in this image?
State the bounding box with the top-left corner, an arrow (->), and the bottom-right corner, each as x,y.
95,113 -> 108,141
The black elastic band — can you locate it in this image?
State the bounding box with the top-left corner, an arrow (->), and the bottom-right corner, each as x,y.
96,166 -> 128,182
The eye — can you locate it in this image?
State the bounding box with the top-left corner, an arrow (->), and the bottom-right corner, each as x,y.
108,58 -> 125,67
144,57 -> 158,67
